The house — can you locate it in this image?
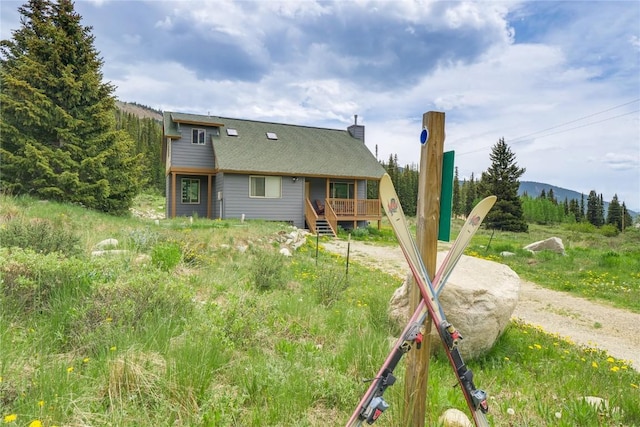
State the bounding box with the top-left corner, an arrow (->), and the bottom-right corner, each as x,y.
162,111 -> 386,235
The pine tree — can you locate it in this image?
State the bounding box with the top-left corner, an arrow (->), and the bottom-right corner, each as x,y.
0,0 -> 143,214
621,202 -> 633,231
452,167 -> 461,217
586,190 -> 603,226
463,174 -> 476,216
479,137 -> 528,232
606,194 -> 623,231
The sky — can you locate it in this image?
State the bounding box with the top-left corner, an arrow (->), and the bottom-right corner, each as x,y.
1,0 -> 639,211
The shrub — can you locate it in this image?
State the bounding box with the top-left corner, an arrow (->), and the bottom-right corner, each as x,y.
248,249 -> 285,291
564,222 -> 597,234
599,224 -> 619,237
0,248 -> 91,315
151,242 -> 182,271
127,227 -> 160,251
599,250 -> 621,268
0,217 -> 82,256
313,268 -> 349,307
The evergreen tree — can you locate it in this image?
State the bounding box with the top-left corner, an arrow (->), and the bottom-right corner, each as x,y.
114,109 -> 163,193
598,194 -> 605,226
548,188 -> 556,204
586,190 -> 603,226
606,194 -> 623,231
463,174 -> 476,216
580,194 -> 586,222
478,138 -> 528,232
621,202 -> 633,231
452,167 -> 462,217
0,0 -> 143,214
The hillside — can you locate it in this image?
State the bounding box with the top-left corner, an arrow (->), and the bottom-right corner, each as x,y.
519,180 -> 638,218
115,100 -> 162,121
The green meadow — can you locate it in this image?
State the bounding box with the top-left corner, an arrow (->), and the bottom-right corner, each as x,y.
1,194 -> 639,426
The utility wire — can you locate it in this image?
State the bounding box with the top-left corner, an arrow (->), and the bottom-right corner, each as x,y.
456,98 -> 640,156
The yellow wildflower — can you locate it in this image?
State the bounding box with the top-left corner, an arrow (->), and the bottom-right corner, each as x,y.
38,400 -> 45,407
610,366 -> 620,372
67,366 -> 74,373
28,421 -> 42,427
3,414 -> 17,423
606,357 -> 615,363
591,361 -> 598,368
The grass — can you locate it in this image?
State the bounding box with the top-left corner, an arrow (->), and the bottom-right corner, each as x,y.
465,222 -> 640,313
1,193 -> 639,426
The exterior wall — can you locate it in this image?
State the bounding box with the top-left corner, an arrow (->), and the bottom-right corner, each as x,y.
213,172 -> 224,220
220,173 -> 304,227
174,174 -> 209,218
357,179 -> 367,199
307,177 -> 328,204
171,124 -> 216,169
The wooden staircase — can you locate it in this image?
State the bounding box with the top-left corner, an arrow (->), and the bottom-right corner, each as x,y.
314,219 -> 336,237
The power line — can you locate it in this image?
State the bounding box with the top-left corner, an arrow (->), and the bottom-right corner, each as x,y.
509,98 -> 640,143
457,98 -> 640,156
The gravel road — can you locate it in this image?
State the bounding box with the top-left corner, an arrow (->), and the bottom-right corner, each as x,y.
321,239 -> 640,370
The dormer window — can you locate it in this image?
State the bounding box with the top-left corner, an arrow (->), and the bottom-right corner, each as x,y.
192,129 -> 205,145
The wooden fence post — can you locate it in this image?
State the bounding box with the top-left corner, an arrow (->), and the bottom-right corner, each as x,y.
402,111 -> 445,426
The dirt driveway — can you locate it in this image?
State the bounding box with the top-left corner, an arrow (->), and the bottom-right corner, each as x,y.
321,239 -> 640,370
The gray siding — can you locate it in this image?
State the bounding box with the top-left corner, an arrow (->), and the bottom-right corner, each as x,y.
213,172 -> 224,219
220,173 -> 304,227
171,125 -> 216,169
174,175 -> 209,218
307,177 -> 327,204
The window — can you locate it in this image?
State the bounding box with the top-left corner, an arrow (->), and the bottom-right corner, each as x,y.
266,132 -> 278,140
330,181 -> 354,199
181,178 -> 200,204
250,176 -> 281,198
226,128 -> 238,136
192,128 -> 205,144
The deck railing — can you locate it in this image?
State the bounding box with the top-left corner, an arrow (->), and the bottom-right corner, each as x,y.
327,198 -> 381,218
305,199 -> 318,232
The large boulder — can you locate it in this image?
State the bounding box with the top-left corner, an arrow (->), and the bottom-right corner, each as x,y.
388,253 -> 520,359
523,237 -> 565,255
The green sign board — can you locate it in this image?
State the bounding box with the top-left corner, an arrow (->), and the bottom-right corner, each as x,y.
438,150 -> 455,241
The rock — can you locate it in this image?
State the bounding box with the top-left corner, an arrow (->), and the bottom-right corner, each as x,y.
388,253 -> 520,359
438,408 -> 472,427
94,238 -> 118,250
523,237 -> 565,255
91,249 -> 130,257
500,251 -> 516,257
279,248 -> 292,257
580,396 -> 622,416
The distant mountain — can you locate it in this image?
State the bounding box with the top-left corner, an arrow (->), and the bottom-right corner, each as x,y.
116,101 -> 162,121
518,181 -> 638,218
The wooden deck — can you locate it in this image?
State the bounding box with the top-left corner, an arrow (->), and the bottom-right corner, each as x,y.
305,198 -> 381,235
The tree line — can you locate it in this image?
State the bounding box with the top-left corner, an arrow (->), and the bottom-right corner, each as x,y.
373,137 -> 635,233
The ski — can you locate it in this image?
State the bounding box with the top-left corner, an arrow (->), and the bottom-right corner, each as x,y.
346,173 -> 495,426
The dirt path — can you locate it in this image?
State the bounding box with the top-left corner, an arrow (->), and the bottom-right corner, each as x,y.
321,239 -> 640,370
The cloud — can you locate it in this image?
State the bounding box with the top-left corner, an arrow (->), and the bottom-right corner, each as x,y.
603,152 -> 640,171
1,0 -> 638,210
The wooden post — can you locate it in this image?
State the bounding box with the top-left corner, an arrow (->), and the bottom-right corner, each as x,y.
403,111 -> 445,426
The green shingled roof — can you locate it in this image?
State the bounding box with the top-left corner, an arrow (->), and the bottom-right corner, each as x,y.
166,112 -> 386,180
